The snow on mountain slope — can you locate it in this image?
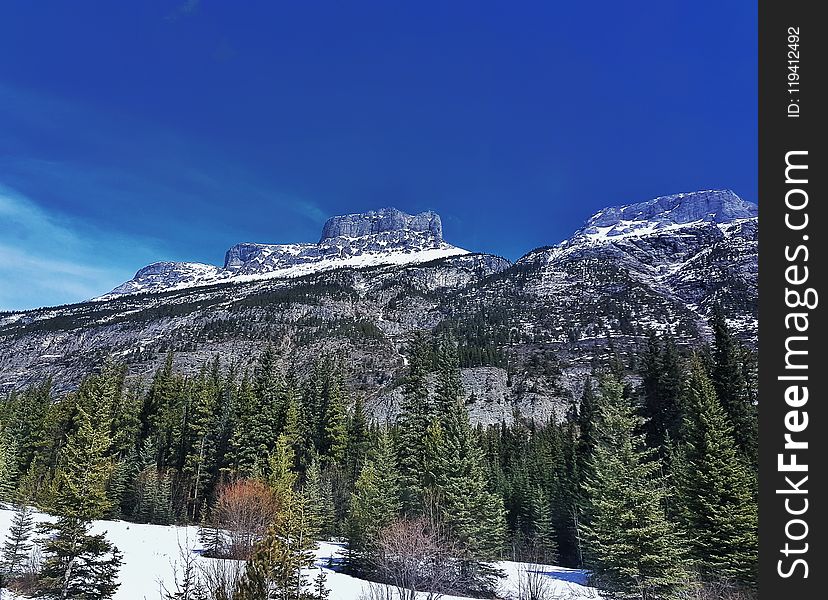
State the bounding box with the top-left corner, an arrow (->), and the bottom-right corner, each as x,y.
557,189 -> 756,247
464,189 -> 758,340
99,208 -> 468,299
0,508 -> 602,600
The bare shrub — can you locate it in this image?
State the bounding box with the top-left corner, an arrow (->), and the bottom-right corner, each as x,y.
210,479 -> 278,559
358,582 -> 395,600
199,558 -> 244,600
3,545 -> 42,597
515,563 -> 552,600
374,517 -> 460,600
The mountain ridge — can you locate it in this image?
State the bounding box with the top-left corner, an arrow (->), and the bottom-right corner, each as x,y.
0,189 -> 757,418
103,208 -> 466,299
104,190 -> 754,300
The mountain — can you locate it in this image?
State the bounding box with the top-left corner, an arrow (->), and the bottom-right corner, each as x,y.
468,189 -> 758,341
0,191 -> 757,423
103,208 -> 466,297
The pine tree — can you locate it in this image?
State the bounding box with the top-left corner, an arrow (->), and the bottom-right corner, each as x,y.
582,375 -> 687,599
304,456 -> 335,538
575,376 -> 596,504
319,370 -> 347,467
312,568 -> 330,600
640,333 -> 683,458
434,333 -> 463,419
675,357 -> 758,587
555,419 -> 583,567
346,430 -> 400,568
7,380 -> 51,496
345,397 -> 370,484
426,397 -> 506,592
525,484 -> 556,563
0,430 -> 19,502
183,362 -> 220,521
396,332 -> 436,515
39,527 -> 124,600
51,405 -> 114,520
710,307 -> 758,464
234,487 -> 318,600
1,503 -> 34,578
259,434 -> 298,500
38,404 -> 123,599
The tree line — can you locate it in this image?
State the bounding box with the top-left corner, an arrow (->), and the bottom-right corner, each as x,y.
0,307 -> 758,599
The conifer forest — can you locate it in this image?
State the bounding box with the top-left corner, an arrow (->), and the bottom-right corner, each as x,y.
0,309 -> 758,600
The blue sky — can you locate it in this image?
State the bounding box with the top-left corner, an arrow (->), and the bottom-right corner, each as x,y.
0,1 -> 757,311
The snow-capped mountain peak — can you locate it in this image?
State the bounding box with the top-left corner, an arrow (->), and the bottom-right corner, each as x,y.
567,189 -> 757,245
101,208 -> 467,298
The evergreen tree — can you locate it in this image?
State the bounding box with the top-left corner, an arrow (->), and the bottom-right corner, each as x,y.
234,487 -> 318,600
555,419 -> 584,567
312,568 -> 330,600
639,333 -> 683,458
38,404 -> 123,599
304,456 -> 335,538
396,332 -> 436,515
319,369 -> 347,467
0,430 -> 19,502
583,376 -> 687,599
426,397 -> 506,592
344,397 -> 370,484
575,376 -> 596,502
1,503 -> 34,578
525,484 -> 556,563
346,430 -> 400,567
7,380 -> 52,495
183,362 -> 220,520
675,357 -> 758,587
710,307 -> 758,464
434,333 -> 463,419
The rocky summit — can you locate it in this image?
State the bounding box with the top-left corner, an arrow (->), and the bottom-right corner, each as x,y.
0,190 -> 757,425
105,208 -> 466,297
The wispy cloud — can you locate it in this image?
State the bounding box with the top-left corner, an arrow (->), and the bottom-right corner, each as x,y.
0,82 -> 334,310
0,185 -> 162,311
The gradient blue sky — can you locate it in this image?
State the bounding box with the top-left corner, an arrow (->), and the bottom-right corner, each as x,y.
0,1 -> 757,311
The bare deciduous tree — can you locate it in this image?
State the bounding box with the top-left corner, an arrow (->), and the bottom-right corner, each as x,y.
209,479 -> 278,559
374,517 -> 460,600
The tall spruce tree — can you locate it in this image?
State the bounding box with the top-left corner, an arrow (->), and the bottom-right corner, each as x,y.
304,456 -> 335,538
675,357 -> 758,587
319,369 -> 347,467
38,404 -> 123,599
710,307 -> 758,465
582,376 -> 687,600
396,332 -> 436,515
639,333 -> 683,459
425,397 -> 506,592
1,503 -> 34,578
0,430 -> 19,502
346,429 -> 401,568
344,397 -> 370,484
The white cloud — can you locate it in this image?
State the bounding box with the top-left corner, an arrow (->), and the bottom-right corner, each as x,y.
0,185 -> 161,311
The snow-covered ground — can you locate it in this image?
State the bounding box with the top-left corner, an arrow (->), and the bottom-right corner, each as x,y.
0,508 -> 602,600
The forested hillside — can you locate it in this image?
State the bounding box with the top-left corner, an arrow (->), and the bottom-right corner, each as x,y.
1,308 -> 758,599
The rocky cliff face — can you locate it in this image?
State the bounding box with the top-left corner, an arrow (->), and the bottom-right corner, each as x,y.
105,208 -> 465,298
0,191 -> 757,425
580,189 -> 757,234
497,189 -> 759,337
319,207 -> 442,241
